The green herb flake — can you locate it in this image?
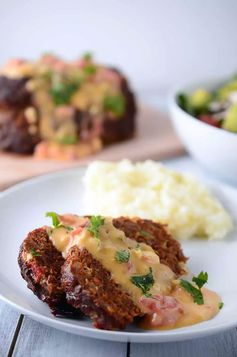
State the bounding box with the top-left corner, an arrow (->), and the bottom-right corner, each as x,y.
65,226 -> 74,232
180,271 -> 209,305
83,64 -> 97,76
83,52 -> 93,61
180,279 -> 204,305
30,248 -> 41,257
192,271 -> 208,289
103,94 -> 126,117
115,250 -> 130,263
130,267 -> 154,295
87,215 -> 105,239
219,302 -> 224,310
45,212 -> 61,228
56,135 -> 78,145
140,230 -> 153,239
49,81 -> 79,106
144,292 -> 152,298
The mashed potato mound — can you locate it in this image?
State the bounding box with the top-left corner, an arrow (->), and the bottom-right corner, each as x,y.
83,160 -> 233,240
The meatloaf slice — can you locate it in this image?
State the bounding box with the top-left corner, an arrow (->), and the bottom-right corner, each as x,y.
61,246 -> 142,330
113,217 -> 187,276
18,228 -> 81,317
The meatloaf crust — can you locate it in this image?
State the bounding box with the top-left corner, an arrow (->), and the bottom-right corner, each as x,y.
61,246 -> 142,330
113,217 -> 187,276
18,228 -> 81,317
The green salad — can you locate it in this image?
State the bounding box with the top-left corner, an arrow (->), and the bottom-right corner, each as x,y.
177,74 -> 237,133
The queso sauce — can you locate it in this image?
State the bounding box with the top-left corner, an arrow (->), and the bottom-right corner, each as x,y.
47,214 -> 221,330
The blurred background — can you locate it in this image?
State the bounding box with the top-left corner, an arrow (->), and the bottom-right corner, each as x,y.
1,0 -> 237,108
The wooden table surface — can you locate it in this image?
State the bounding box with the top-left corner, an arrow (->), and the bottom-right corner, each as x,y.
1,156 -> 236,357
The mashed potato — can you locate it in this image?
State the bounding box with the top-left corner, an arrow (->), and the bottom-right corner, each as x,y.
83,160 -> 233,240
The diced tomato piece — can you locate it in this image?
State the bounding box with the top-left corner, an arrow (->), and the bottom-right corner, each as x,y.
140,294 -> 183,327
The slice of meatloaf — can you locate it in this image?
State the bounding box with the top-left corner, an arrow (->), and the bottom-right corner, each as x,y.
61,246 -> 142,330
18,228 -> 81,317
113,217 -> 187,276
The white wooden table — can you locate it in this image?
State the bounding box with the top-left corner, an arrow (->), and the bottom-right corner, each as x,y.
1,156 -> 237,357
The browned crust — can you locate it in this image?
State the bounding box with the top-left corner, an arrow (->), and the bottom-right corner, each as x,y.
61,246 -> 142,330
113,217 -> 188,276
18,228 -> 81,317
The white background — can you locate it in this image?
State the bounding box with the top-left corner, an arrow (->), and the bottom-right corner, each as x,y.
0,0 -> 237,100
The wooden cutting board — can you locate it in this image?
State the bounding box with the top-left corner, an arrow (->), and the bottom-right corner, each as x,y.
0,105 -> 185,189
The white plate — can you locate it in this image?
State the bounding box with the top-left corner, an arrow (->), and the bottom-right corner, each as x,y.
0,167 -> 237,343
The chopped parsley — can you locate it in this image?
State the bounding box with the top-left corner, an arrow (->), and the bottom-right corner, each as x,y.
115,250 -> 130,263
192,271 -> 208,289
87,215 -> 105,239
45,212 -> 73,231
103,94 -> 126,117
180,271 -> 208,305
83,64 -> 97,76
135,243 -> 141,250
140,230 -> 153,239
49,81 -> 79,106
45,212 -> 61,228
30,248 -> 41,257
130,267 -> 154,295
83,52 -> 93,61
219,302 -> 224,310
56,135 -> 78,145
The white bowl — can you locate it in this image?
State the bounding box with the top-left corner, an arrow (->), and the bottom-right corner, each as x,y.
169,79 -> 237,184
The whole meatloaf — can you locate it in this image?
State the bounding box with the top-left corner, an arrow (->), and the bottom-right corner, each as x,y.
18,215 -> 187,329
0,54 -> 136,158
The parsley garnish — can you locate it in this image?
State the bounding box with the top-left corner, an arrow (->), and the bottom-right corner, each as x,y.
49,81 -> 79,106
30,248 -> 41,257
56,135 -> 78,145
46,212 -> 61,228
115,250 -> 130,263
87,215 -> 105,239
83,64 -> 97,76
180,280 -> 204,305
192,271 -> 208,289
130,268 -> 154,295
219,302 -> 224,310
140,230 -> 153,239
83,52 -> 93,61
103,94 -> 125,117
45,212 -> 73,231
180,271 -> 208,305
